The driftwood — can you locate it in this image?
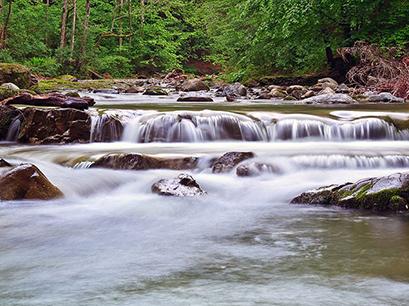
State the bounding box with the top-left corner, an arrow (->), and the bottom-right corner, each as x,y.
1,93 -> 95,110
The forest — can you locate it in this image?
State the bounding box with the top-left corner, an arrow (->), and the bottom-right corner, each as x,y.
0,0 -> 407,81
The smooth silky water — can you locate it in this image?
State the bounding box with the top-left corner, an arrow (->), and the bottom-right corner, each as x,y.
1,94 -> 409,305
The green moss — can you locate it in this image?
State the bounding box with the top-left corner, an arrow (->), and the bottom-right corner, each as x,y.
0,63 -> 31,89
0,87 -> 19,100
354,183 -> 372,200
33,77 -> 115,93
362,188 -> 401,210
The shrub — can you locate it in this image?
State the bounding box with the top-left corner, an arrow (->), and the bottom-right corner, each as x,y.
24,57 -> 61,77
94,55 -> 133,78
0,50 -> 14,63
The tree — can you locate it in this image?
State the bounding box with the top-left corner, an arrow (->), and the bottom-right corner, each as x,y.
60,0 -> 68,48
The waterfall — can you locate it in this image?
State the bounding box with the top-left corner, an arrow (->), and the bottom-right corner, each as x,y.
88,110 -> 409,143
6,117 -> 21,141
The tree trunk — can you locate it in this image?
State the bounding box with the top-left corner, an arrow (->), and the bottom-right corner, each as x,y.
60,0 -> 69,48
80,0 -> 91,61
128,0 -> 133,43
140,0 -> 145,34
70,0 -> 77,55
119,0 -> 123,46
45,0 -> 50,45
0,0 -> 12,49
0,0 -> 3,48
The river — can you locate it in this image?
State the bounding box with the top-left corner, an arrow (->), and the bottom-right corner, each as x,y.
1,94 -> 409,305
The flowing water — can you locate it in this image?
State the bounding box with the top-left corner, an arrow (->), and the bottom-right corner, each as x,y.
1,94 -> 409,305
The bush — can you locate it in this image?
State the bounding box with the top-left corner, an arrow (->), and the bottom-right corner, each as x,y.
24,57 -> 61,77
0,50 -> 14,63
94,55 -> 133,78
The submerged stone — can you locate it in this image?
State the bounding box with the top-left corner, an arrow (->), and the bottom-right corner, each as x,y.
212,152 -> 255,173
91,153 -> 199,170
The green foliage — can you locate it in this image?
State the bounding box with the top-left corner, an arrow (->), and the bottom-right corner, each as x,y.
201,0 -> 409,80
0,50 -> 14,63
24,57 -> 61,77
95,55 -> 133,78
0,0 -> 406,79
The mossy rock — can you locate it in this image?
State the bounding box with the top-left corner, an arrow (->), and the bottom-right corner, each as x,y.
0,63 -> 31,89
34,77 -> 115,93
0,87 -> 20,100
292,173 -> 409,212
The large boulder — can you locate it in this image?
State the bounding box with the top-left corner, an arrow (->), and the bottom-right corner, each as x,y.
212,152 -> 255,173
91,153 -> 199,170
18,107 -> 91,144
0,63 -> 31,89
180,79 -> 210,92
2,93 -> 95,110
151,174 -> 206,197
0,105 -> 23,140
302,93 -> 357,104
291,172 -> 409,212
0,164 -> 63,201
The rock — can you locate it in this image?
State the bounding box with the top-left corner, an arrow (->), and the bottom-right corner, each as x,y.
301,90 -> 315,99
2,93 -> 95,110
336,83 -> 351,94
225,94 -> 236,102
1,82 -> 20,91
0,63 -> 31,89
151,174 -> 206,197
270,88 -> 287,98
0,86 -> 20,101
177,96 -> 214,102
0,159 -> 11,167
143,86 -> 168,96
222,83 -> 247,97
91,116 -> 124,142
0,164 -> 63,201
316,77 -> 338,90
302,93 -> 357,104
64,91 -> 81,98
212,152 -> 255,173
92,89 -> 119,94
91,153 -> 199,170
164,69 -> 188,85
180,79 -> 210,92
18,108 -> 91,144
367,92 -> 405,103
0,105 -> 23,140
257,91 -> 272,99
125,86 -> 145,93
236,162 -> 281,177
287,85 -> 307,99
319,87 -> 336,95
291,172 -> 409,212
